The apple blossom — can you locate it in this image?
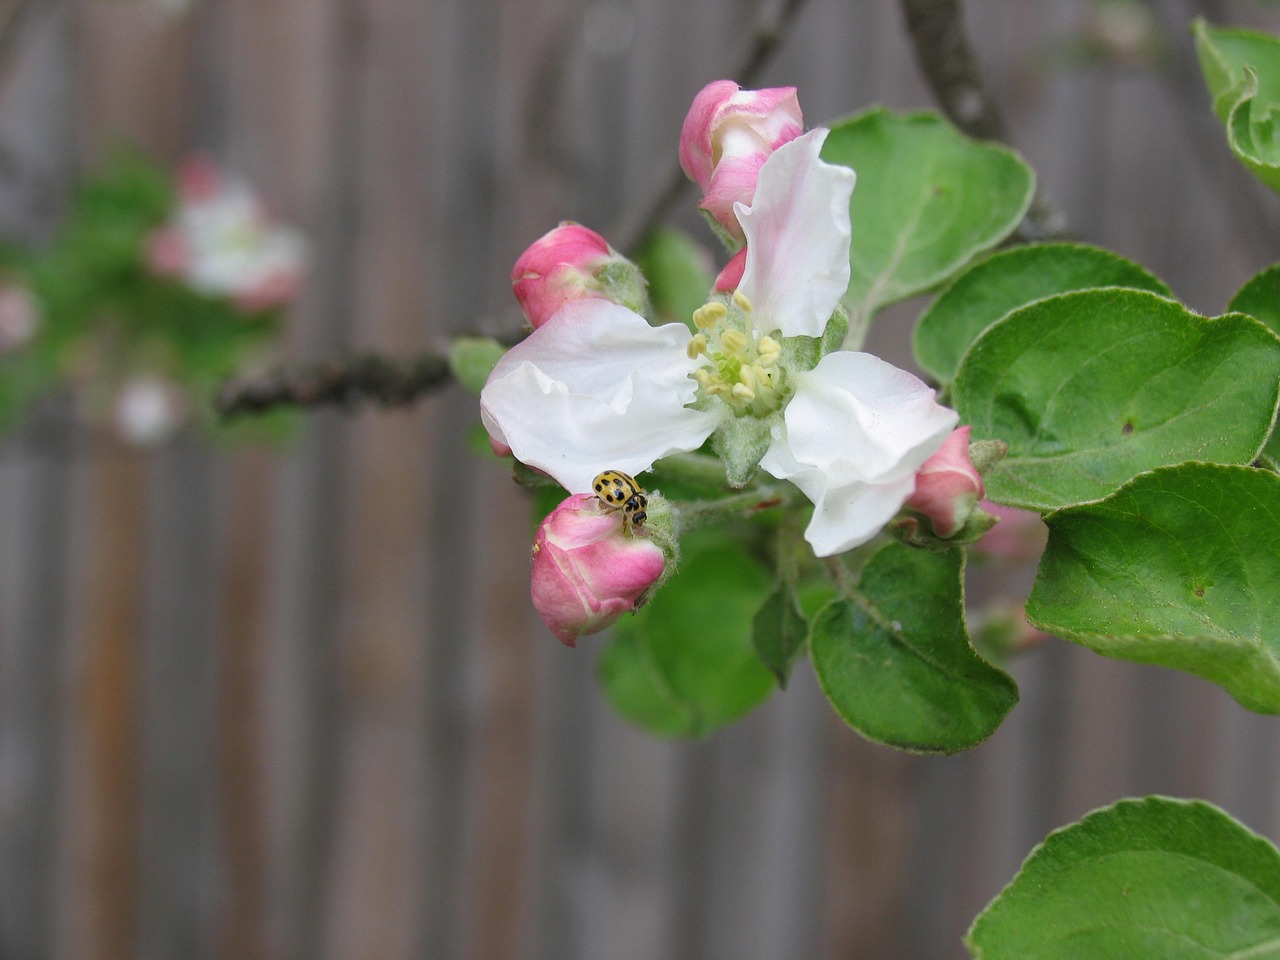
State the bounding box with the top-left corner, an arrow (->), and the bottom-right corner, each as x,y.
904,426 -> 984,538
679,80 -> 804,240
146,157 -> 308,313
531,493 -> 666,646
511,223 -> 647,328
482,127 -> 957,557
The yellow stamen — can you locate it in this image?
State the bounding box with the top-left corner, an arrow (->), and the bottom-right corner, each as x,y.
733,290 -> 753,313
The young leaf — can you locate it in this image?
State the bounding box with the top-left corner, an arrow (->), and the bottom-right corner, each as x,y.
810,544 -> 1016,753
751,584 -> 808,688
954,289 -> 1280,510
1028,463 -> 1280,713
967,796 -> 1280,960
1195,21 -> 1280,194
914,243 -> 1169,385
820,108 -> 1034,329
600,535 -> 775,737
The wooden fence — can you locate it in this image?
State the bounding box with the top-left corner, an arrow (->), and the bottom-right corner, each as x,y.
1,1 -> 1279,958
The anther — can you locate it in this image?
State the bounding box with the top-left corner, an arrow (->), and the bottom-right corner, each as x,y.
732,290 -> 753,313
720,329 -> 747,354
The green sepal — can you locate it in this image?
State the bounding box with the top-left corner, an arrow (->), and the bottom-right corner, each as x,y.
711,415 -> 774,487
888,505 -> 999,551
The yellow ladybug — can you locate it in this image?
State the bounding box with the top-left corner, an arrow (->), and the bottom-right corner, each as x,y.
592,469 -> 648,532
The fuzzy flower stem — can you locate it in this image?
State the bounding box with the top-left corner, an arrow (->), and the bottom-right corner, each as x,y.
652,452 -> 737,488
673,485 -> 795,534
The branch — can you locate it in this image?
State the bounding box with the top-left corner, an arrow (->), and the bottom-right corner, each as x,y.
613,0 -> 814,254
215,352 -> 453,420
899,0 -> 1068,242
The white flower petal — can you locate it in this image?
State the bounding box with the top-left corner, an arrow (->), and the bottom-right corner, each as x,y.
760,351 -> 958,555
785,352 -> 957,483
735,128 -> 855,339
480,300 -> 723,492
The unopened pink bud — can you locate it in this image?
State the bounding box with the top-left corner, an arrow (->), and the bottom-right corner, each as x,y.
511,223 -> 617,328
679,81 -> 804,239
906,426 -> 984,539
531,493 -> 665,647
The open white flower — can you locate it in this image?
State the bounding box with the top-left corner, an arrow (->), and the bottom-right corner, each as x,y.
481,129 -> 956,556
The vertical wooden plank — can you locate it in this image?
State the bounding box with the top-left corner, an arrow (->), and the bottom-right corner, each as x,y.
136,439 -> 219,960
0,7 -> 77,960
65,7 -> 192,960
212,3 -> 354,959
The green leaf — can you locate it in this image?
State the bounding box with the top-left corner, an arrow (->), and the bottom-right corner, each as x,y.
914,243 -> 1170,385
751,584 -> 808,688
1230,262 -> 1280,338
821,108 -> 1034,328
1027,463 -> 1280,713
954,289 -> 1280,510
600,534 -> 775,737
967,796 -> 1280,960
1195,21 -> 1280,193
809,544 -> 1016,753
635,228 -> 714,329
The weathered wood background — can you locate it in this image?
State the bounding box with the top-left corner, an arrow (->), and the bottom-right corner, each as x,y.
1,1 -> 1279,958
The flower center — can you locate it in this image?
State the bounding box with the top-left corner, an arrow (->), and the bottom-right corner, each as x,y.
687,292 -> 788,417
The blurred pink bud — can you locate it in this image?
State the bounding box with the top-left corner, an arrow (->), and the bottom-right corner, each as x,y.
679,80 -> 804,239
145,226 -> 191,276
975,501 -> 1049,564
489,436 -> 512,458
0,285 -> 38,353
906,426 -> 983,538
511,223 -> 617,328
531,492 -> 665,647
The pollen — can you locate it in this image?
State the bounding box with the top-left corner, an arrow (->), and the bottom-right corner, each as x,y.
686,297 -> 789,418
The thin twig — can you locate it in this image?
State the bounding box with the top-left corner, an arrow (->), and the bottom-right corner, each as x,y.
899,0 -> 1068,242
613,0 -> 815,254
215,352 -> 452,420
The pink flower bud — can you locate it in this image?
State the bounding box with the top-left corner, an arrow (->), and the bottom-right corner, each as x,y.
511,223 -> 617,329
531,492 -> 665,647
906,426 -> 984,539
679,81 -> 804,239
